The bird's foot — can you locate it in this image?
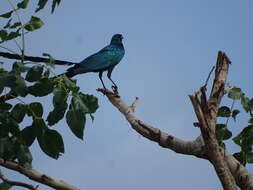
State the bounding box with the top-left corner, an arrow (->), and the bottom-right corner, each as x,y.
97,88 -> 119,97
112,85 -> 119,96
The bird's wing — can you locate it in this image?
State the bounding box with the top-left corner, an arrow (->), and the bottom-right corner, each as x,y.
78,45 -> 123,72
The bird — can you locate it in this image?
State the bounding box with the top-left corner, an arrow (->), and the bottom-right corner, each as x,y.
64,34 -> 125,92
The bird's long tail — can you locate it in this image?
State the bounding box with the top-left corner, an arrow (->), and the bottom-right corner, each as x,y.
51,68 -> 76,80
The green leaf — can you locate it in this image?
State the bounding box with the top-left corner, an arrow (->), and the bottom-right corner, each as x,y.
217,106 -> 231,117
72,94 -> 89,114
25,65 -> 43,82
35,0 -> 49,13
248,118 -> 253,124
0,11 -> 13,18
33,118 -> 63,158
9,22 -> 22,29
241,94 -> 250,112
37,128 -> 64,159
62,76 -> 79,92
249,99 -> 253,110
232,109 -> 240,121
6,29 -> 21,41
46,86 -> 68,126
33,118 -> 47,135
216,124 -> 232,141
0,30 -> 8,41
234,125 -> 253,153
247,152 -> 253,163
0,103 -> 12,111
20,126 -> 36,146
233,133 -> 242,146
0,137 -> 16,160
223,129 -> 232,140
10,103 -> 26,123
0,182 -> 12,190
47,102 -> 67,126
0,73 -> 16,88
17,144 -> 32,168
7,118 -> 20,136
28,78 -> 54,97
29,102 -> 43,117
3,19 -> 12,29
24,16 -> 44,31
66,108 -> 85,140
228,88 -> 242,100
12,62 -> 30,73
78,92 -> 99,114
12,75 -> 28,97
17,0 -> 29,9
53,86 -> 68,106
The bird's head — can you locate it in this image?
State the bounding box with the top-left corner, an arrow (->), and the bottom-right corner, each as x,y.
110,34 -> 123,45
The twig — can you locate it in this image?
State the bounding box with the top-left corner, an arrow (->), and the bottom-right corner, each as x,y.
7,0 -> 25,61
0,46 -> 18,54
129,97 -> 139,112
0,170 -> 38,190
0,51 -> 74,65
204,66 -> 215,88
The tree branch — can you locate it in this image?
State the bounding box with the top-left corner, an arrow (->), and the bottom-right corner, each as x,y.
0,170 -> 38,190
97,89 -> 206,158
189,51 -> 236,190
0,51 -> 74,65
0,158 -> 79,190
225,151 -> 253,190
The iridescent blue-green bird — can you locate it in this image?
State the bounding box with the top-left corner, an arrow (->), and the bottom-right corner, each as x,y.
65,34 -> 125,91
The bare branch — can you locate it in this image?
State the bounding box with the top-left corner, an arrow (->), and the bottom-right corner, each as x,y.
0,51 -> 74,65
0,158 -> 79,190
0,170 -> 38,190
189,51 -> 236,190
97,88 -> 206,158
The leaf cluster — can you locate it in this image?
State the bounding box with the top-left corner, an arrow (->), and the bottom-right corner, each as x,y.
216,87 -> 253,165
0,4 -> 99,189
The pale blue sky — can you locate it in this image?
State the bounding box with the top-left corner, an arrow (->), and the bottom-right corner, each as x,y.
1,0 -> 253,189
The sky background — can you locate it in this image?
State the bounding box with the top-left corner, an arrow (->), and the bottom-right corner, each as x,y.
1,0 -> 253,189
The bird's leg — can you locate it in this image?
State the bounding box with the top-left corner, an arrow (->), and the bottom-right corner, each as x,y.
109,78 -> 118,93
99,71 -> 107,89
107,68 -> 118,95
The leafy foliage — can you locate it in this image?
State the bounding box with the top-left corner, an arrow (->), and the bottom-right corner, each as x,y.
216,87 -> 253,165
0,0 -> 99,173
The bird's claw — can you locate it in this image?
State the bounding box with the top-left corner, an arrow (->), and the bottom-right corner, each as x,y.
112,85 -> 119,95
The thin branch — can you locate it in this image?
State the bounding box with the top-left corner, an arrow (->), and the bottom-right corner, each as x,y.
204,66 -> 215,87
0,51 -> 75,65
7,0 -> 25,60
0,170 -> 38,190
0,158 -> 79,190
0,46 -> 18,54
